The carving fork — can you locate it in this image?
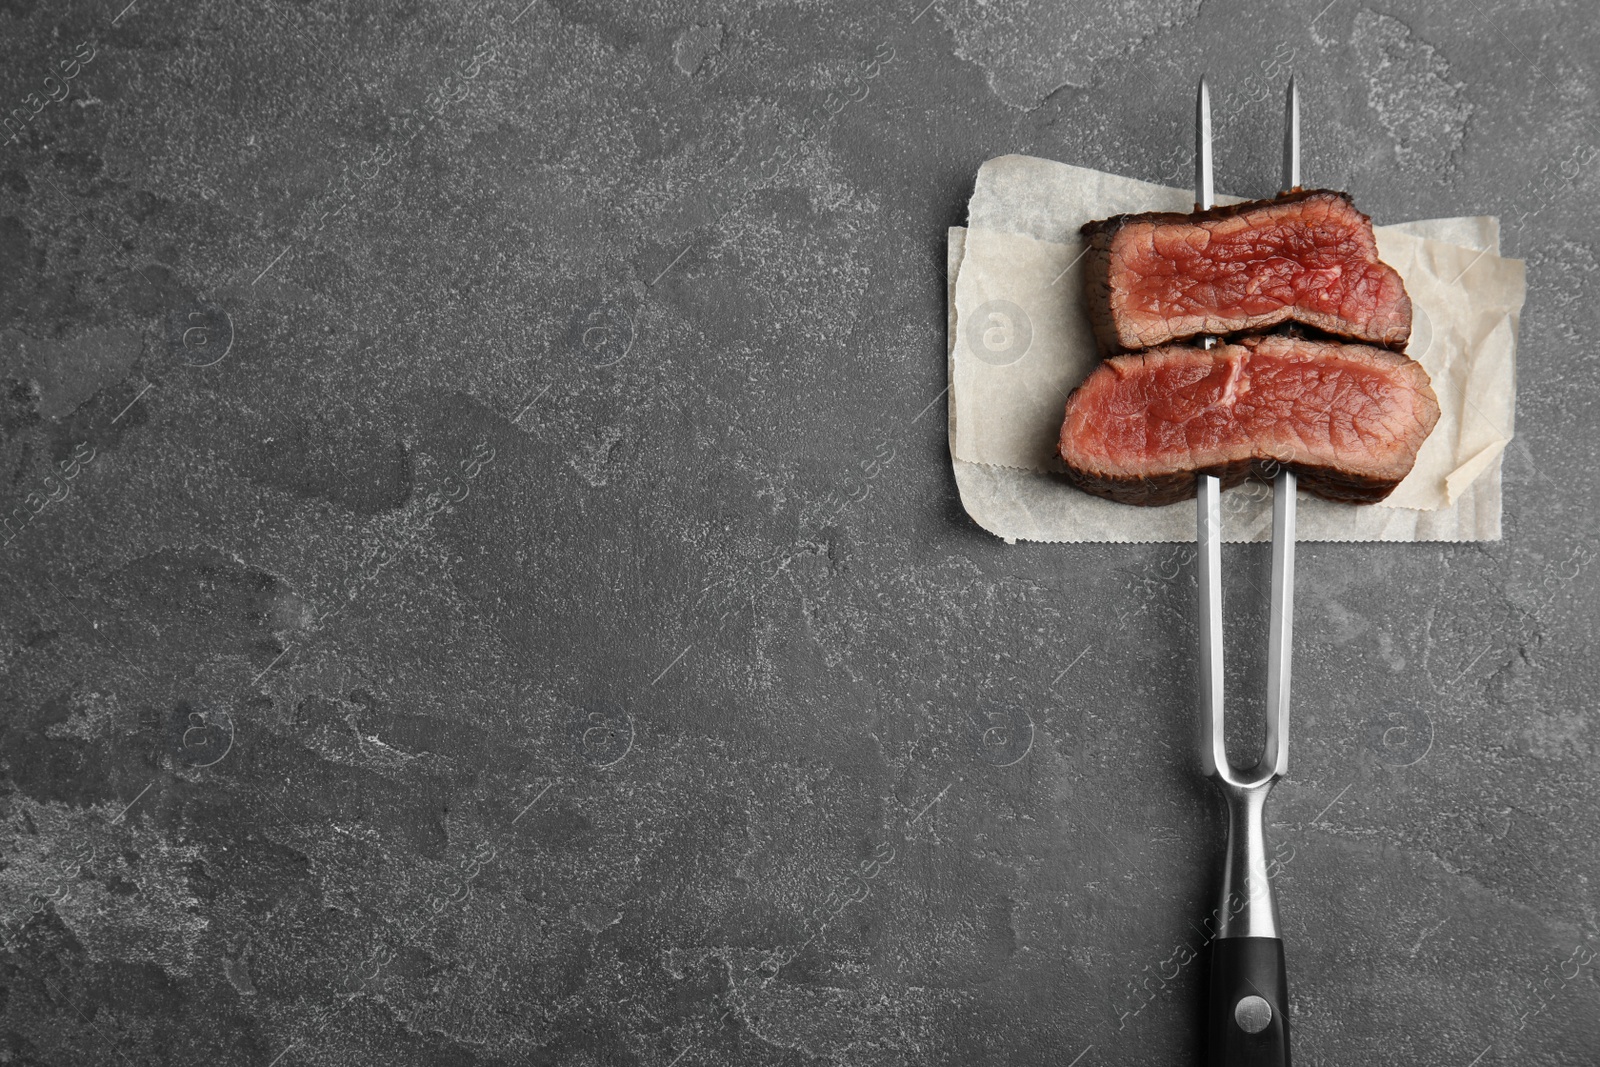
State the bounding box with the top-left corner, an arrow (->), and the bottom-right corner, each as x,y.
1194,74 -> 1299,1067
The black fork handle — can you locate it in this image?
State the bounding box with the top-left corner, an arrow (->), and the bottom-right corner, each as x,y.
1208,937 -> 1290,1066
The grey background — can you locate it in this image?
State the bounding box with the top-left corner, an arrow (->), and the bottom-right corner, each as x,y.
0,0 -> 1595,1064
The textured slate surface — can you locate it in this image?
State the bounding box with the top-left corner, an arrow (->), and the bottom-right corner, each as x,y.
0,1 -> 1596,1064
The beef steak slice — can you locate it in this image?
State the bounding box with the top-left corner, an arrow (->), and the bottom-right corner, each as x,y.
1081,189 -> 1413,354
1057,334 -> 1441,507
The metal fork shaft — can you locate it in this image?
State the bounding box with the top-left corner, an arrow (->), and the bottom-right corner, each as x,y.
1213,780 -> 1281,939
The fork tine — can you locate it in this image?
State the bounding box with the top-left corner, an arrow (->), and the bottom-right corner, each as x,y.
1195,77 -> 1228,780
1195,75 -> 1214,211
1281,73 -> 1300,192
1264,76 -> 1301,778
1198,473 -> 1227,778
1265,469 -> 1295,776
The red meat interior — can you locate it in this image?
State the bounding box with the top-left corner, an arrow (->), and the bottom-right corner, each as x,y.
1068,343 -> 1422,477
1116,198 -> 1395,328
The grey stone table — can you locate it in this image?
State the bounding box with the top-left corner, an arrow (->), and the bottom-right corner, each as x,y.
0,0 -> 1595,1064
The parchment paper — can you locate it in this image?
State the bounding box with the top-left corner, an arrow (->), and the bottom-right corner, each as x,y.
948,156 -> 1526,543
